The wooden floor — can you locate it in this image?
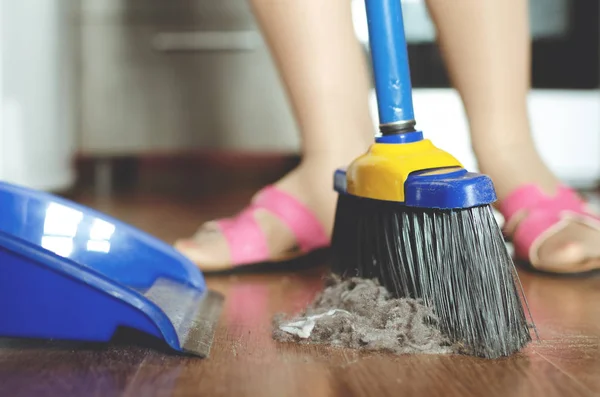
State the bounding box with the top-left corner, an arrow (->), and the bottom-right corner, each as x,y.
1,186 -> 600,397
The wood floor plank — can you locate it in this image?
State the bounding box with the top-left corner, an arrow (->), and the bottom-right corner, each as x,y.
532,337 -> 600,394
518,272 -> 600,395
113,271 -> 597,397
1,191 -> 599,397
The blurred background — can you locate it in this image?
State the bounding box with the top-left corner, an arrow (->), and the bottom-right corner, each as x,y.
0,0 -> 598,196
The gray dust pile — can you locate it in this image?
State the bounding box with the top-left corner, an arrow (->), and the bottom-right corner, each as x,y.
273,276 -> 457,355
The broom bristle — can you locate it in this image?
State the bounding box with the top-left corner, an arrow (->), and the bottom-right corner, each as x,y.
332,194 -> 532,359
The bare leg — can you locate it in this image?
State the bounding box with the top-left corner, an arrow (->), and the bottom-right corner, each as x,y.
175,0 -> 374,270
425,0 -> 600,271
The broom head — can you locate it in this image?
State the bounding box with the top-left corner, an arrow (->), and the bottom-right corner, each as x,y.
331,139 -> 533,358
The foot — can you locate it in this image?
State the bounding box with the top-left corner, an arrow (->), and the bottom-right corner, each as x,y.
478,143 -> 600,274
174,158 -> 350,272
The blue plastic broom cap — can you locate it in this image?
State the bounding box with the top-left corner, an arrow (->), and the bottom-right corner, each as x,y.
333,168 -> 348,194
0,181 -> 218,356
404,167 -> 498,209
333,166 -> 497,210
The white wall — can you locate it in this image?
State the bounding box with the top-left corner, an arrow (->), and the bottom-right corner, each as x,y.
0,0 -> 76,191
402,89 -> 600,188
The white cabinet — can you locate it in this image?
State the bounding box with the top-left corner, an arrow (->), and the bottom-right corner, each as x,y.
77,0 -> 299,155
0,0 -> 77,191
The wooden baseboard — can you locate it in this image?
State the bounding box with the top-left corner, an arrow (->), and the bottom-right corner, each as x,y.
70,150 -> 600,198
71,151 -> 301,197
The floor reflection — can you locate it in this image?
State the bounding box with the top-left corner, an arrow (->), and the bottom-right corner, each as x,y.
519,270 -> 600,339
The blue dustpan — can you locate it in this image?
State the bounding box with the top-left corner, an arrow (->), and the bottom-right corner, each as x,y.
0,181 -> 223,357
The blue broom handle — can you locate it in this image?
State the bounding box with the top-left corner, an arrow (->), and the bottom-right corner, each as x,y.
365,0 -> 415,129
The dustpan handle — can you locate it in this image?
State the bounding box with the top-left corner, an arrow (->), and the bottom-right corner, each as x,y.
365,0 -> 416,135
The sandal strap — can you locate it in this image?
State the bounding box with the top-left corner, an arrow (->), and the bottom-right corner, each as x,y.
217,203 -> 270,266
500,185 -> 583,225
216,186 -> 329,266
499,184 -> 600,264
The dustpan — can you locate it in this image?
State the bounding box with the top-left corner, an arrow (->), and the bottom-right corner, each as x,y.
0,181 -> 223,357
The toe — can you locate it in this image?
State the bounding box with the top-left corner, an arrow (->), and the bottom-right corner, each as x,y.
535,222 -> 600,273
536,241 -> 586,272
174,232 -> 232,272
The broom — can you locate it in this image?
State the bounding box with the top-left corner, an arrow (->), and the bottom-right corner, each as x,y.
331,0 -> 534,359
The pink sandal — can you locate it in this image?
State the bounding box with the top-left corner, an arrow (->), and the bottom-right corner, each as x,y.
176,185 -> 330,270
499,184 -> 600,274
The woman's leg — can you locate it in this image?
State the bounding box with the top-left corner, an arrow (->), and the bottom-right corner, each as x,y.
175,0 -> 374,270
424,0 -> 600,271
